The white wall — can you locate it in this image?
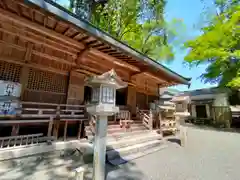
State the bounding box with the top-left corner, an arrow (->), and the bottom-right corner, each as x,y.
213,93 -> 229,106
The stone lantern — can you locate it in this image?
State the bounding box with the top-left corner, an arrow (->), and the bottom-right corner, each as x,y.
85,69 -> 127,180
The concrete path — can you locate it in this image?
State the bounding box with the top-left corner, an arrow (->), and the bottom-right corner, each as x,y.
107,126 -> 240,180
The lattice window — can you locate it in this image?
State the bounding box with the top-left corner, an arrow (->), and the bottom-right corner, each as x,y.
27,68 -> 67,93
0,61 -> 22,82
23,90 -> 66,104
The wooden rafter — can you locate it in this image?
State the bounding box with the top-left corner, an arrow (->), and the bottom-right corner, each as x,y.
89,42 -> 104,48
98,46 -> 111,50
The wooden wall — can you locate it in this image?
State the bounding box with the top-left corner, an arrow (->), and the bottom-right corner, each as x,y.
136,92 -> 147,109
127,85 -> 137,115
66,71 -> 85,105
23,67 -> 68,104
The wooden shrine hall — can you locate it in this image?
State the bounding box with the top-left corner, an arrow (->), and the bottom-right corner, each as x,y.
0,0 -> 190,146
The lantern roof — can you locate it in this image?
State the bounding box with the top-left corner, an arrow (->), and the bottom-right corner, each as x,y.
86,69 -> 127,89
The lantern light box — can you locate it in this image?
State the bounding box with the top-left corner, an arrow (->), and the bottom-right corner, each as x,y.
85,69 -> 127,116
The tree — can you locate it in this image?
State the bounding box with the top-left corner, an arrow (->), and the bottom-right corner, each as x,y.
66,0 -> 182,62
184,0 -> 240,88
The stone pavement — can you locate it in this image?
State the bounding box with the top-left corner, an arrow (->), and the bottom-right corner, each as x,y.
1,126 -> 240,180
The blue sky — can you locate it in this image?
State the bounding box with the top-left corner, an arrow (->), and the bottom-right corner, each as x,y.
164,0 -> 216,91
58,0 -> 216,91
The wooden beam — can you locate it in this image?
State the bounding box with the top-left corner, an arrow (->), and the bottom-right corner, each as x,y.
89,49 -> 140,72
83,55 -> 113,68
0,8 -> 85,50
0,23 -> 78,56
0,57 -> 68,75
33,51 -> 75,66
76,48 -> 90,65
131,72 -> 165,83
0,40 -> 75,66
81,56 -> 130,80
144,72 -> 165,83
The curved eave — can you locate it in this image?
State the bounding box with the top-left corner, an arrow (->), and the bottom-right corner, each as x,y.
24,0 -> 191,85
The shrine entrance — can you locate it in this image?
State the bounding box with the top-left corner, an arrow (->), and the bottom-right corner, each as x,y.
84,86 -> 92,104
116,88 -> 127,106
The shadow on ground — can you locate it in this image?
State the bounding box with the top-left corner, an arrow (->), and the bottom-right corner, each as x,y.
167,138 -> 181,146
0,144 -> 144,180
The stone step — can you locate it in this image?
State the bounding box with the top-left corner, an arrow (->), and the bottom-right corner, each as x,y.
107,144 -> 168,166
85,125 -> 147,137
106,132 -> 162,150
87,129 -> 153,141
106,139 -> 163,161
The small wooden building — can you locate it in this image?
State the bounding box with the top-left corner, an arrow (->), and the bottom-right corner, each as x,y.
0,0 -> 190,142
178,87 -> 231,127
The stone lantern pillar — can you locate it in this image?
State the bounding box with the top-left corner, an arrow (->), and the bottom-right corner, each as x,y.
85,69 -> 127,180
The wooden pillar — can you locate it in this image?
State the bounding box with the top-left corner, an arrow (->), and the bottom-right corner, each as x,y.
63,121 -> 68,141
191,104 -> 196,118
53,106 -> 60,139
127,85 -> 136,116
206,104 -> 211,118
66,71 -> 85,105
77,121 -> 83,139
19,66 -> 30,100
53,121 -> 60,139
47,118 -> 53,137
20,42 -> 32,100
146,94 -> 149,108
11,124 -> 19,136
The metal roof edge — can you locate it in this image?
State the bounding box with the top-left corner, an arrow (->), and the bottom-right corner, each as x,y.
24,0 -> 191,85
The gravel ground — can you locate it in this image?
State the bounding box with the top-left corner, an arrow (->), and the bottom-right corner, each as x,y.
1,126 -> 240,180
107,126 -> 240,180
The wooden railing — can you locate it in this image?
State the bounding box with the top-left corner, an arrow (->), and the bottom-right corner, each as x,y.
115,110 -> 131,121
0,101 -> 88,143
138,109 -> 153,130
0,133 -> 45,149
20,101 -> 86,119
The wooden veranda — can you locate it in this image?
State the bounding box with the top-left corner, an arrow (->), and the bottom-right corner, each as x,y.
0,0 -> 190,148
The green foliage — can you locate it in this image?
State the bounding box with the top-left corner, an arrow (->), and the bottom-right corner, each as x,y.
66,0 -> 186,62
184,0 -> 240,88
